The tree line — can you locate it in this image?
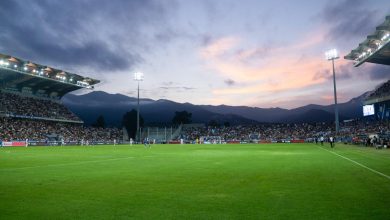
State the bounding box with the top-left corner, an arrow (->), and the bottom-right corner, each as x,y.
92,110 -> 193,139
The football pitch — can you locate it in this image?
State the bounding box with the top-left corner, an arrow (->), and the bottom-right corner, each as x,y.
1,143 -> 390,219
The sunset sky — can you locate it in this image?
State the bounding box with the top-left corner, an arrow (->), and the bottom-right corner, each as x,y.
0,0 -> 389,109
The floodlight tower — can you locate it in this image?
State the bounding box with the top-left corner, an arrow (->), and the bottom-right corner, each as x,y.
325,49 -> 340,134
134,72 -> 144,143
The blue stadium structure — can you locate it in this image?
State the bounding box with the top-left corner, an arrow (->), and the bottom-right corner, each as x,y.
0,53 -> 99,99
0,53 -> 123,146
345,16 -> 390,120
345,16 -> 390,67
0,53 -> 99,123
362,80 -> 390,120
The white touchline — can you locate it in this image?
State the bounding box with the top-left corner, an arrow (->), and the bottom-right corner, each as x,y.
0,156 -> 136,172
317,145 -> 390,180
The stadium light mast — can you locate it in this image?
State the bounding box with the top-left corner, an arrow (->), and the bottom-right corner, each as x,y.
134,72 -> 144,143
325,49 -> 340,134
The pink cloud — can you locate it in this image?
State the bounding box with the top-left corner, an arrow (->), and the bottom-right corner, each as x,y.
197,27 -> 378,108
200,36 -> 240,58
321,95 -> 334,102
200,31 -> 333,96
200,31 -> 358,98
211,56 -> 330,95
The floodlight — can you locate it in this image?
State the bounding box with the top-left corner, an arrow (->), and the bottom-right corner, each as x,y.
134,72 -> 144,81
324,48 -> 340,134
14,64 -> 17,68
381,33 -> 389,41
325,49 -> 339,60
133,72 -> 144,143
23,66 -> 28,71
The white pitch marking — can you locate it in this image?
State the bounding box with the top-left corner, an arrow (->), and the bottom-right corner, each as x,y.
317,145 -> 390,180
0,156 -> 136,172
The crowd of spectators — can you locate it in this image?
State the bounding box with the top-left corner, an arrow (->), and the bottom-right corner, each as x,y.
0,91 -> 124,145
0,91 -> 80,121
0,117 -> 123,143
367,80 -> 390,99
1,116 -> 389,147
182,123 -> 331,142
180,119 -> 390,144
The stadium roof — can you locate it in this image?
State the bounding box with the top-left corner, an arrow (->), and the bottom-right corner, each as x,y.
344,16 -> 390,67
0,53 -> 100,98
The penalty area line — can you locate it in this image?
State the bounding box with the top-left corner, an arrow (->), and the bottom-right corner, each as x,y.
316,145 -> 390,180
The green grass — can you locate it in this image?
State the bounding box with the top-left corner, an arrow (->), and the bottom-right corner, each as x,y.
1,143 -> 390,219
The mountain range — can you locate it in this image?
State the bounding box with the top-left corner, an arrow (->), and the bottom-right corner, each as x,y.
62,91 -> 369,127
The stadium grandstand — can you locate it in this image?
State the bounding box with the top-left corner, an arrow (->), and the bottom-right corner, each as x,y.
345,15 -> 390,121
178,120 -> 390,146
0,53 -> 123,146
362,80 -> 390,120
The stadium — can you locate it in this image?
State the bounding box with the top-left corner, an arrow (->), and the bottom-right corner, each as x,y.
1,4 -> 390,220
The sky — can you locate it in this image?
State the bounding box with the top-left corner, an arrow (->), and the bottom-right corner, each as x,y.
0,0 -> 389,109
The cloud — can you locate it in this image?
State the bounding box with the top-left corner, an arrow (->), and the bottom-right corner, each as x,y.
197,27 -> 389,108
319,0 -> 381,41
313,69 -> 331,81
201,35 -> 214,47
161,81 -> 174,86
224,79 -> 236,86
337,64 -> 354,80
336,61 -> 389,81
159,81 -> 196,91
2,0 -> 386,109
200,36 -> 240,58
160,81 -> 196,90
160,86 -> 196,91
366,64 -> 390,80
0,0 -> 175,72
233,46 -> 270,63
200,33 -> 330,95
314,63 -> 357,84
